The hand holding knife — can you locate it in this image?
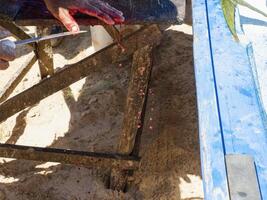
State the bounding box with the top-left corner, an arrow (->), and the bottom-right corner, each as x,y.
0,30 -> 87,70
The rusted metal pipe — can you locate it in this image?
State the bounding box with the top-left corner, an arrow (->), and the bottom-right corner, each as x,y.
0,143 -> 140,170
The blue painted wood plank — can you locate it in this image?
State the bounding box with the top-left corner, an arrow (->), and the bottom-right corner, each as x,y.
206,0 -> 267,198
192,0 -> 229,199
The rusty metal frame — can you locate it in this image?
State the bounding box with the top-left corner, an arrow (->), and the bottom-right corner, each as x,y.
0,25 -> 162,122
0,24 -> 162,190
0,53 -> 37,103
110,45 -> 154,190
0,143 -> 139,170
36,26 -> 55,79
118,45 -> 153,155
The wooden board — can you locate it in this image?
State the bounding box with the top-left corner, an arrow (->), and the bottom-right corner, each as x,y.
0,0 -> 185,26
193,0 -> 267,199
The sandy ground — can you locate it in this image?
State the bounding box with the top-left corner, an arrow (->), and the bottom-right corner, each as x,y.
0,12 -> 203,200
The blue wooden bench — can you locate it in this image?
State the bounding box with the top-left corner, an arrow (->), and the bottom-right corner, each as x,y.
193,0 -> 267,199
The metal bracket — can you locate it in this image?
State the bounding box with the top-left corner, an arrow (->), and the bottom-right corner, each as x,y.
226,154 -> 261,200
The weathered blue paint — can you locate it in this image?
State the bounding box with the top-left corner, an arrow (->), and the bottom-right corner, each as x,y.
193,0 -> 267,199
192,0 -> 229,199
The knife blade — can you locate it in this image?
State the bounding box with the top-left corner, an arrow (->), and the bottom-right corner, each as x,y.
14,30 -> 87,46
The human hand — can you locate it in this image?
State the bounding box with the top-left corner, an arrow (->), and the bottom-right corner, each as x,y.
0,40 -> 16,70
44,0 -> 124,32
